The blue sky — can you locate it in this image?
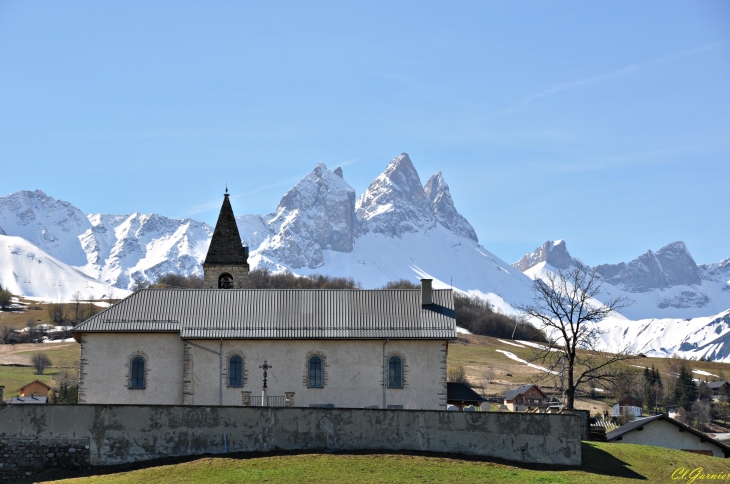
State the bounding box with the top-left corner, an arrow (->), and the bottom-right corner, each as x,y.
1,1 -> 728,266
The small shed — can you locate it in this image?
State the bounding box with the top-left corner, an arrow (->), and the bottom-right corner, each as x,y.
17,380 -> 51,398
447,382 -> 487,411
607,414 -> 730,458
503,384 -> 548,412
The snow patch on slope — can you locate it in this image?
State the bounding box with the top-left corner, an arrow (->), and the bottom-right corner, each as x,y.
0,234 -> 127,301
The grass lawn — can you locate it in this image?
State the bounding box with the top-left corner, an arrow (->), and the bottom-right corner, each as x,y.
0,343 -> 79,397
34,443 -> 730,483
0,365 -> 58,396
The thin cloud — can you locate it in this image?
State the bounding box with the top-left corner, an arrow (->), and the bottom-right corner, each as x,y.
184,178 -> 299,216
525,42 -> 723,103
536,143 -> 726,172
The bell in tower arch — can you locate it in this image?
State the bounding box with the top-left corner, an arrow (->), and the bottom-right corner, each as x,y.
218,273 -> 234,289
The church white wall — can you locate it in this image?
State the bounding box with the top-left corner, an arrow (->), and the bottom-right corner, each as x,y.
185,339 -> 448,410
79,333 -> 184,405
79,335 -> 448,409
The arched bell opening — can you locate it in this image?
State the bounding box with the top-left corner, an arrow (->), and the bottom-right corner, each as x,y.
218,273 -> 234,289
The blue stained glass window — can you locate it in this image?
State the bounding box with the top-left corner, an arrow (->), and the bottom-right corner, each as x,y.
309,355 -> 323,388
130,356 -> 145,389
229,355 -> 243,387
388,356 -> 403,388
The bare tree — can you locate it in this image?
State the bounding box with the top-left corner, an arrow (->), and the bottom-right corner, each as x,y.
31,352 -> 52,375
27,317 -> 37,343
485,367 -> 495,384
447,364 -> 468,383
617,406 -> 636,425
692,400 -> 712,431
478,367 -> 496,397
1,325 -> 14,344
46,302 -> 65,324
71,291 -> 83,324
517,265 -> 633,410
648,383 -> 665,415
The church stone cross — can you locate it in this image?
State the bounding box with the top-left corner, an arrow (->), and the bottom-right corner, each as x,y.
259,360 -> 272,388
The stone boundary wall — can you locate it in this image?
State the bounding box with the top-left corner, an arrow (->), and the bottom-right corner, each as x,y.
0,405 -> 582,476
0,438 -> 90,481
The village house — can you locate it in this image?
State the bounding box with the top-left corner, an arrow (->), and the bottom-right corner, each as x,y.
612,396 -> 643,417
17,380 -> 51,398
707,381 -> 730,398
71,192 -> 457,409
503,384 -> 548,411
607,414 -> 730,458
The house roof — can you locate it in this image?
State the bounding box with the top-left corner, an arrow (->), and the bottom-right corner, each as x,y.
9,395 -> 47,404
503,384 -> 545,401
707,381 -> 729,389
203,193 -> 248,266
17,380 -> 51,392
606,414 -> 730,456
71,288 -> 457,340
447,382 -> 487,405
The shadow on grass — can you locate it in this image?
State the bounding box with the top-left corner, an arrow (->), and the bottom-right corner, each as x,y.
580,443 -> 646,479
26,443 -> 645,483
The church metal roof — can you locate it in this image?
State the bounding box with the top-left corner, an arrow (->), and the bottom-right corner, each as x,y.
71,288 -> 456,340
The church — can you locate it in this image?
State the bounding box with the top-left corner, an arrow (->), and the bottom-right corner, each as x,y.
72,191 -> 456,409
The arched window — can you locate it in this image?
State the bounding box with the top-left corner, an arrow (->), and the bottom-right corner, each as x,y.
218,273 -> 234,289
228,354 -> 243,387
308,355 -> 323,388
388,356 -> 403,388
130,356 -> 145,389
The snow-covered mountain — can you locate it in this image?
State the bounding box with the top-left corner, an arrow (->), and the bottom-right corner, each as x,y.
78,213 -> 212,289
514,239 -> 730,361
0,234 -> 122,301
4,153 -> 730,362
0,154 -> 529,312
0,190 -> 93,267
598,309 -> 730,363
515,239 -> 730,320
239,154 -> 530,312
0,190 -> 212,298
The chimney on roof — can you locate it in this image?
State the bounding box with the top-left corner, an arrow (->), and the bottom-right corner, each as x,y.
421,279 -> 433,307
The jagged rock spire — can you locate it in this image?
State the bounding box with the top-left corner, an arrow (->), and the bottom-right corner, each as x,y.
424,172 -> 478,242
204,191 -> 247,265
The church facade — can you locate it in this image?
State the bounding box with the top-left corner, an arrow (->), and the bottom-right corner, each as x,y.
72,192 -> 456,410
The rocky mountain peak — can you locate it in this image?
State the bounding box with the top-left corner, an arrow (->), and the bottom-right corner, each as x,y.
355,153 -> 435,237
333,166 -> 343,178
655,241 -> 701,286
0,189 -> 92,266
595,241 -> 701,292
259,162 -> 359,269
424,172 -> 478,242
513,240 -> 575,272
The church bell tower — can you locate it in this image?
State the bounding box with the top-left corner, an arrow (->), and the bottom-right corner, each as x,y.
203,188 -> 250,289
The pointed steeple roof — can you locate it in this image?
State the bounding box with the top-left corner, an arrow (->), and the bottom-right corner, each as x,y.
204,190 -> 247,265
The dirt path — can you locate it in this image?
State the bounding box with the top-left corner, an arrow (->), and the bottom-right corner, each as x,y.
0,342 -> 76,366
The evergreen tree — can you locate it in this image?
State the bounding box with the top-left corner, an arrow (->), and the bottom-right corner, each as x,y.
643,365 -> 664,412
674,363 -> 698,411
51,380 -> 79,404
